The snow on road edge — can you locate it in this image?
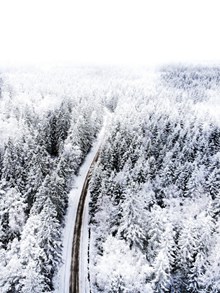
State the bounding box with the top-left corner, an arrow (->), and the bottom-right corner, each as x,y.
54,114 -> 108,293
79,190 -> 90,293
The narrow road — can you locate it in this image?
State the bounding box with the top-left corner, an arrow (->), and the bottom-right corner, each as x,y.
69,149 -> 100,293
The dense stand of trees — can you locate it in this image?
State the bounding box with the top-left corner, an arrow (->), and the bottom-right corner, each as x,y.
0,65 -> 220,292
0,68 -> 104,292
89,66 -> 220,292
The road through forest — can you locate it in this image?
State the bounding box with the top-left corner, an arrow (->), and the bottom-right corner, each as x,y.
54,112 -> 110,293
69,149 -> 99,293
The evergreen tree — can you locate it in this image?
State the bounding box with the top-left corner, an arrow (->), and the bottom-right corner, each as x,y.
118,184 -> 148,250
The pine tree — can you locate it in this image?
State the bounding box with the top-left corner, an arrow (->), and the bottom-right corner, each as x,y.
152,223 -> 176,292
118,184 -> 148,250
177,218 -> 200,291
38,198 -> 62,278
7,187 -> 26,238
2,138 -> 19,186
55,100 -> 71,153
20,214 -> 49,292
32,171 -> 67,222
206,164 -> 220,200
0,239 -> 22,292
146,205 -> 166,264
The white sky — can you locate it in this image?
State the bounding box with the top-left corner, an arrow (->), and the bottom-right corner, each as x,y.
0,0 -> 220,67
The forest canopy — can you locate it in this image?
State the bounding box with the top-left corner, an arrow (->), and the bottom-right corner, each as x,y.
0,65 -> 220,292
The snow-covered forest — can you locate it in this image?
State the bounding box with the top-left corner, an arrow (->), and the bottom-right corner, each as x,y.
0,65 -> 220,292
89,66 -> 220,292
0,67 -> 107,292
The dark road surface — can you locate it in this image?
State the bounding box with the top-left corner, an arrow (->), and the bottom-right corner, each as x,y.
69,150 -> 100,293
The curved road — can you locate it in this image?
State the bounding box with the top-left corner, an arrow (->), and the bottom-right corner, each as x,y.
69,150 -> 100,293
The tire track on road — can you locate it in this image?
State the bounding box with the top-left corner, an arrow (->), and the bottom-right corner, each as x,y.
69,150 -> 100,293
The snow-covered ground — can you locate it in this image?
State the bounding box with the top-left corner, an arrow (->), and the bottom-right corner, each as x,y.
54,113 -> 110,293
